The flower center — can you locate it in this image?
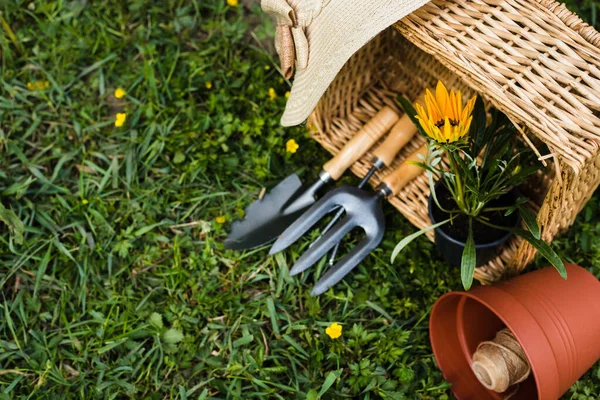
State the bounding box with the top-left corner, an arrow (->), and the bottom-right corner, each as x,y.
435,118 -> 459,128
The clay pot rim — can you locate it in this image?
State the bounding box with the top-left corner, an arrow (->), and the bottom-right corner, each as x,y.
431,290 -> 546,399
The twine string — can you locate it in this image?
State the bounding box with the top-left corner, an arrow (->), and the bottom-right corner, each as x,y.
471,328 -> 531,397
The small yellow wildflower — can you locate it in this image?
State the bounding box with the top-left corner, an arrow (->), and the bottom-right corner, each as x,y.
205,81 -> 213,89
285,91 -> 290,99
513,165 -> 522,176
115,88 -> 126,99
82,199 -> 89,205
286,139 -> 299,154
27,80 -> 50,91
268,88 -> 276,101
264,65 -> 271,71
115,113 -> 127,127
414,81 -> 476,143
227,0 -> 238,6
325,323 -> 342,339
215,216 -> 226,224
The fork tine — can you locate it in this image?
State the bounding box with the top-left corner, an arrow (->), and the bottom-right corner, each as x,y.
289,215 -> 356,276
269,189 -> 343,255
311,234 -> 383,296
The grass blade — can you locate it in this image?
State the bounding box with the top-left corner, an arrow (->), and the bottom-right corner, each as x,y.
318,370 -> 341,397
266,297 -> 280,337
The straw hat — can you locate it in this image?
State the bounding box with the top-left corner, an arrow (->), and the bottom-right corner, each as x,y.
262,0 -> 431,126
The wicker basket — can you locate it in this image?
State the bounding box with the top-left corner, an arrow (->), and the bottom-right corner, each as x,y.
307,0 -> 600,284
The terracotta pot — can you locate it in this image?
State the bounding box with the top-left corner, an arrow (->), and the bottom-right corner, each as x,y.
429,264 -> 600,400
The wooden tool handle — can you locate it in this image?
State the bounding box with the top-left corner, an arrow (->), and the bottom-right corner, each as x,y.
371,113 -> 419,167
323,106 -> 399,180
382,145 -> 428,196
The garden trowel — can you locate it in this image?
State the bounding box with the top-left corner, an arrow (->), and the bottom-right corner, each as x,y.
225,106 -> 400,250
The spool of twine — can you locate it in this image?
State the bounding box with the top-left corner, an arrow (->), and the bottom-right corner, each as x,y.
471,328 -> 531,395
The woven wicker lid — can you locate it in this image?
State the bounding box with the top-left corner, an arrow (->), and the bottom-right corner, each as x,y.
395,0 -> 600,174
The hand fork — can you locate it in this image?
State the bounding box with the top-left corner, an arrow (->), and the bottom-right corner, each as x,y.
269,145 -> 428,295
317,111 -> 419,263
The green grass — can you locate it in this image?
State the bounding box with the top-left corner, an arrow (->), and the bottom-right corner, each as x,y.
1,1 -> 599,399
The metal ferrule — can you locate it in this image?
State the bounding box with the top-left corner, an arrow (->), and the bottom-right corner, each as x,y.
375,183 -> 392,198
371,157 -> 385,170
318,170 -> 332,184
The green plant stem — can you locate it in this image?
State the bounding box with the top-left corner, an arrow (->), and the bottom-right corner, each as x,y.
475,216 -> 512,232
445,150 -> 465,210
481,206 -> 512,212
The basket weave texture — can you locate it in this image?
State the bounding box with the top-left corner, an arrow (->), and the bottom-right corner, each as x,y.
307,0 -> 600,284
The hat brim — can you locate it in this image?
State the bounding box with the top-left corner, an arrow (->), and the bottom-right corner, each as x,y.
281,0 -> 431,127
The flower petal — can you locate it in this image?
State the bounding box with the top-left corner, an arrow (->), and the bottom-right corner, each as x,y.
443,116 -> 452,142
416,116 -> 433,139
436,81 -> 450,118
455,90 -> 463,121
425,94 -> 442,124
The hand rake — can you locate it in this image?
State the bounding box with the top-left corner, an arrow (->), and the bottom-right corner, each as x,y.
311,111 -> 420,263
269,145 -> 428,295
225,106 -> 400,250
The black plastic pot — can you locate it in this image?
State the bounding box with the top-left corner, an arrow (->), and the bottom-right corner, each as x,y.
428,181 -> 521,267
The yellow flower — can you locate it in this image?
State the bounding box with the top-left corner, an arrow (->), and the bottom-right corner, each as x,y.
285,91 -> 290,99
414,81 -> 476,143
215,216 -> 226,224
513,165 -> 521,176
115,88 -> 126,99
268,88 -> 276,101
115,113 -> 127,127
205,81 -> 213,89
227,0 -> 238,6
27,80 -> 50,90
325,323 -> 342,339
286,139 -> 299,154
82,199 -> 89,205
264,65 -> 271,71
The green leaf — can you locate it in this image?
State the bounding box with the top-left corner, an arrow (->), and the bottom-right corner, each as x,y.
173,152 -> 186,164
162,328 -> 184,344
470,96 -> 488,156
461,223 -> 476,290
233,335 -> 254,348
515,229 -> 567,279
318,370 -> 341,397
149,312 -> 163,330
518,205 -> 540,239
306,389 -> 318,400
0,203 -> 24,244
391,219 -> 450,262
397,96 -> 428,138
